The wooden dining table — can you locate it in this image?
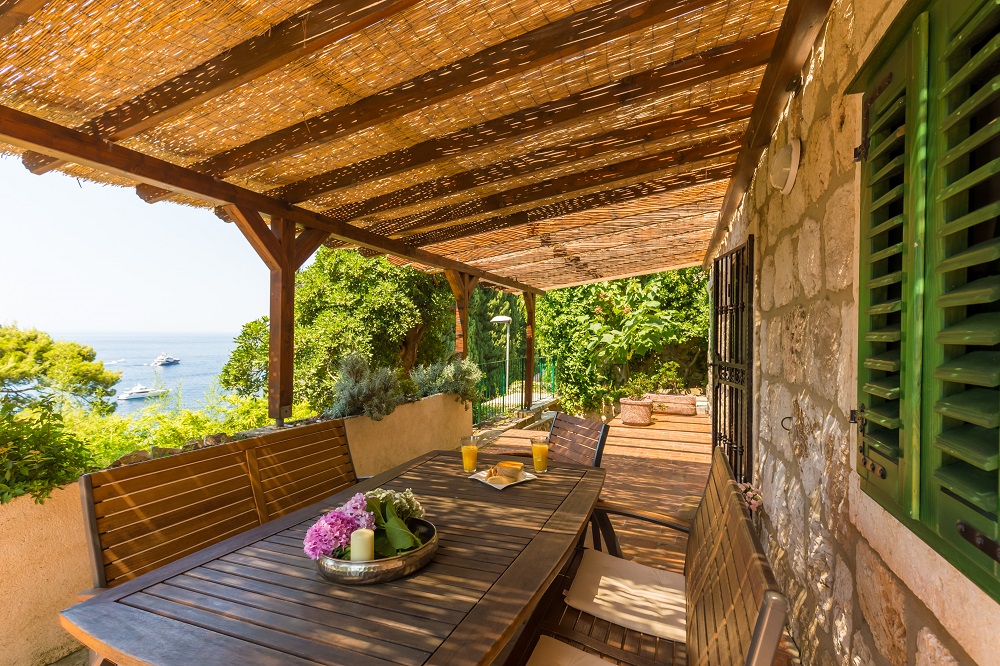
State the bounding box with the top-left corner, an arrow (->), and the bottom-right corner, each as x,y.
61,450 -> 606,666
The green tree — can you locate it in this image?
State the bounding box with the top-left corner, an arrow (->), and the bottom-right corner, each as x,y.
0,325 -> 121,413
220,249 -> 455,410
536,268 -> 710,414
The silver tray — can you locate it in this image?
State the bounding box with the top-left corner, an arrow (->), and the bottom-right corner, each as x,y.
470,469 -> 538,489
316,519 -> 438,585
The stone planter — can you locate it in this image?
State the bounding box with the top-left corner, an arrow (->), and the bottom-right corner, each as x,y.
344,392 -> 473,477
0,486 -> 91,666
645,392 -> 698,416
619,397 -> 653,426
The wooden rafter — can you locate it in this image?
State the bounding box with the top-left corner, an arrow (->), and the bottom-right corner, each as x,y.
255,32 -> 775,207
0,103 -> 541,294
703,0 -> 834,267
427,182 -> 728,260
403,162 -> 734,248
20,0 -> 419,175
467,213 -> 719,270
322,96 -> 754,223
538,256 -> 705,289
476,226 -> 715,274
0,0 -> 48,37
179,0 -> 724,182
374,137 -> 741,238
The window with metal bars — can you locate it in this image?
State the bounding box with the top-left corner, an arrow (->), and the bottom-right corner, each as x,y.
849,0 -> 1000,601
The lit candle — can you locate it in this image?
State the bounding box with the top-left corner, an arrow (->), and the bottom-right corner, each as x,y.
350,528 -> 375,561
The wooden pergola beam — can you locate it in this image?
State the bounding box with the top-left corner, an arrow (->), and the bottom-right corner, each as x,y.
325,105 -> 751,223
262,33 -> 775,206
702,0 -> 833,267
376,137 -> 741,238
20,0 -> 419,175
0,103 -> 541,294
405,162 -> 734,248
183,0 -> 721,181
0,0 -> 49,37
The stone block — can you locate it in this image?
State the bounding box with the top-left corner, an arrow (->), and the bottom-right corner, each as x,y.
773,234 -> 799,308
804,122 -> 835,206
832,555 -> 854,665
838,301 -> 858,418
823,182 -> 857,293
807,299 -> 843,402
798,217 -> 823,298
852,630 -> 877,666
766,315 -> 784,377
782,305 -> 808,384
915,627 -> 959,666
856,540 -> 906,666
760,254 -> 776,312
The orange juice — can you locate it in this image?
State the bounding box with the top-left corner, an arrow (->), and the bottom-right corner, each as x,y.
531,440 -> 549,473
462,445 -> 478,472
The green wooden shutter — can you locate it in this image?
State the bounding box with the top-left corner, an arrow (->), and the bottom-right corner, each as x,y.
924,0 -> 1000,579
857,17 -> 929,514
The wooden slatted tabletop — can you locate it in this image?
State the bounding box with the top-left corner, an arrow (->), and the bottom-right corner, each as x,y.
61,450 -> 605,666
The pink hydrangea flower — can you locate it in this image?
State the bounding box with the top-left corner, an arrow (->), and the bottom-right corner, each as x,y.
303,509 -> 358,560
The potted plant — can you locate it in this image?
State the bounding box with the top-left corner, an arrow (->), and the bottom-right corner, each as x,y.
618,374 -> 655,426
644,362 -> 698,415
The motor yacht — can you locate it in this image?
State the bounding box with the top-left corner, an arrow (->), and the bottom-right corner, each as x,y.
151,353 -> 181,366
117,384 -> 169,400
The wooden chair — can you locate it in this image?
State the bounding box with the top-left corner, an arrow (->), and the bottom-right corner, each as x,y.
78,419 -> 357,591
504,447 -> 790,666
547,412 -> 610,467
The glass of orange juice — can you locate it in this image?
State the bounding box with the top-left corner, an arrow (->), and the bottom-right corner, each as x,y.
461,436 -> 478,473
530,436 -> 549,473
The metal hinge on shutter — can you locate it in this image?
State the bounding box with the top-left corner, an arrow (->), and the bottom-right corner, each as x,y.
855,73 -> 895,161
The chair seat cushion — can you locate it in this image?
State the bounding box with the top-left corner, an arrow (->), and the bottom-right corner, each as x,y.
564,548 -> 686,642
526,636 -> 613,666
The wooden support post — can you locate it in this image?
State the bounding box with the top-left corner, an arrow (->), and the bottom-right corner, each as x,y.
444,270 -> 479,359
523,292 -> 536,410
269,217 -> 296,424
225,205 -> 330,424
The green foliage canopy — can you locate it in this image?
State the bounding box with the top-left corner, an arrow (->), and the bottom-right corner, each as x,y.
221,249 -> 455,410
0,325 -> 121,413
0,398 -> 93,503
536,268 -> 710,414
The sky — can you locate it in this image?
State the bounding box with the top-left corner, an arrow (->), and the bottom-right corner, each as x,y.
0,155 -> 273,334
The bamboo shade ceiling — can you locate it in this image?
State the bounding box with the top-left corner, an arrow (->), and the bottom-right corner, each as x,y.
0,0 -> 786,290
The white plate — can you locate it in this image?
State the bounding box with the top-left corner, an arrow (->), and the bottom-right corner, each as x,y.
470,469 -> 538,490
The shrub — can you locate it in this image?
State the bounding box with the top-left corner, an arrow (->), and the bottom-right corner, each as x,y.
411,358 -> 482,405
324,354 -> 405,421
0,398 -> 93,504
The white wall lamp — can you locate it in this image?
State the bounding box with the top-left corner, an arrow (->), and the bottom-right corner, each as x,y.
769,138 -> 801,194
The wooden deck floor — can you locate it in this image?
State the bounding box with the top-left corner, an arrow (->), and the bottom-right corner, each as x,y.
484,412 -> 712,574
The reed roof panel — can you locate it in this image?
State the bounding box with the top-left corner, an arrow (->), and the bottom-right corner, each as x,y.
0,0 -> 789,289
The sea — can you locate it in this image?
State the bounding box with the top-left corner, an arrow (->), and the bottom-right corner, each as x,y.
55,332 -> 237,415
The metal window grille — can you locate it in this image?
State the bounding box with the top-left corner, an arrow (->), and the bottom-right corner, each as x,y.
712,236 -> 755,483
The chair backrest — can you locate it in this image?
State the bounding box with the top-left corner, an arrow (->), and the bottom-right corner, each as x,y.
547,412 -> 610,467
80,419 -> 356,588
683,448 -> 787,666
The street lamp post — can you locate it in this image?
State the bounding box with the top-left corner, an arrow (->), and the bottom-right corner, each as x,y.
490,315 -> 512,395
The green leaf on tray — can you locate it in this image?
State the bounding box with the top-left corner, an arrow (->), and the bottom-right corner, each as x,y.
385,501 -> 422,553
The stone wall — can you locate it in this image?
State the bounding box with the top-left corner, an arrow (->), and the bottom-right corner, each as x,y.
711,1 -> 1000,664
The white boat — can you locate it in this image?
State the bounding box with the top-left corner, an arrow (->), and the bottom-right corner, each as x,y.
117,384 -> 169,401
151,353 -> 181,366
